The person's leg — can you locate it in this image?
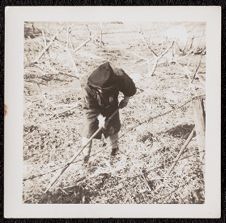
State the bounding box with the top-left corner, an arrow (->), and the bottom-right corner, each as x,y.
109,132 -> 119,156
82,110 -> 101,163
82,137 -> 92,163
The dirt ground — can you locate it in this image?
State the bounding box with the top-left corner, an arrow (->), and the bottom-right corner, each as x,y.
23,22 -> 206,204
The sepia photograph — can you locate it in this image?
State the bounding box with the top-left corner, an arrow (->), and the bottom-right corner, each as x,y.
4,6 -> 221,218
23,21 -> 206,204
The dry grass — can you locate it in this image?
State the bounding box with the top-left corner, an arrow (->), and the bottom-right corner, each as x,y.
23,22 -> 205,204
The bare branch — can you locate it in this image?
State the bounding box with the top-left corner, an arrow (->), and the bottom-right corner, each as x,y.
148,42 -> 174,76
66,47 -> 80,79
149,59 -> 158,76
139,29 -> 158,57
32,30 -> 59,64
157,41 -> 175,59
86,24 -> 92,37
166,127 -> 195,176
98,23 -> 104,46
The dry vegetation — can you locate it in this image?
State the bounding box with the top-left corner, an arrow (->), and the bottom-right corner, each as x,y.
23,22 -> 206,204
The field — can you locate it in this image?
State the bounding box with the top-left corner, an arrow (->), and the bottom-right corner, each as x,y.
23,22 -> 206,204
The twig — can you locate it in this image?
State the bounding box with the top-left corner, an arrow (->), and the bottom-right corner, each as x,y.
58,187 -> 69,195
178,150 -> 205,162
158,41 -> 175,59
136,86 -> 145,92
66,48 -> 80,78
155,181 -> 188,203
191,54 -> 203,83
188,36 -> 195,52
65,28 -> 81,79
162,182 -> 188,203
139,29 -> 158,57
139,170 -> 152,192
56,105 -> 79,116
129,41 -> 173,76
68,31 -> 74,50
32,31 -> 58,64
58,71 -> 79,79
166,127 -> 195,176
98,23 -> 104,46
41,29 -> 47,47
86,24 -> 92,37
66,26 -> 70,48
73,37 -> 91,53
149,41 -> 174,76
149,58 -> 158,76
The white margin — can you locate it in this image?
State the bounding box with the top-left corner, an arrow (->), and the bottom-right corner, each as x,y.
4,6 -> 221,218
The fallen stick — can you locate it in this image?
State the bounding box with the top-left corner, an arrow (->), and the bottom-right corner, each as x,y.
166,127 -> 195,176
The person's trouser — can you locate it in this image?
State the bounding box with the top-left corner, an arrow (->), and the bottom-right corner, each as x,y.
109,132 -> 119,149
82,132 -> 119,159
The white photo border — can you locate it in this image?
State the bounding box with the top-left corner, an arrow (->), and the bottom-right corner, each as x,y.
4,6 -> 221,218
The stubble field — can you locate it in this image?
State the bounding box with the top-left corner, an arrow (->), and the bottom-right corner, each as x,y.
23,22 -> 206,204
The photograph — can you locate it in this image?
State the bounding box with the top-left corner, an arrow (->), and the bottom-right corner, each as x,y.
4,6 -> 221,218
23,21 -> 206,204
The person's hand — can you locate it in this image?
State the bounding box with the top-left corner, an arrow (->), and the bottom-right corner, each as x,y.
97,114 -> 106,128
119,96 -> 130,108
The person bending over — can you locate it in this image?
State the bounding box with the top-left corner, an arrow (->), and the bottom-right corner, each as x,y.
82,62 -> 136,163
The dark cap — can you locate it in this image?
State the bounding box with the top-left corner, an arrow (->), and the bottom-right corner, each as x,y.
88,62 -> 117,89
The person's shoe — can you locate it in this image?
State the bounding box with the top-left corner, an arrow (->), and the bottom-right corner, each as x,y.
111,147 -> 119,156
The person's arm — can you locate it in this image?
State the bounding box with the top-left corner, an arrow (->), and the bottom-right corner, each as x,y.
118,96 -> 130,108
113,68 -> 136,108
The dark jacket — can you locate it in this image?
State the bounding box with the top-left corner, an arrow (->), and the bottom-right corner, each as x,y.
82,63 -> 136,139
